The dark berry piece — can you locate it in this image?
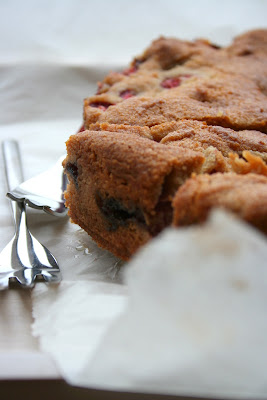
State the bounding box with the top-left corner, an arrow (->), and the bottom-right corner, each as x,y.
66,162 -> 79,188
95,192 -> 145,231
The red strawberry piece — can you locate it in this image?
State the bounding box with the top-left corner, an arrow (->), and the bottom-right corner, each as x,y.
161,74 -> 192,89
77,124 -> 85,133
119,89 -> 136,99
123,65 -> 138,76
122,59 -> 142,76
161,77 -> 181,88
89,102 -> 113,110
96,82 -> 103,94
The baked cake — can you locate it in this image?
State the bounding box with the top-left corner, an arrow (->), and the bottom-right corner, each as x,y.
63,30 -> 267,260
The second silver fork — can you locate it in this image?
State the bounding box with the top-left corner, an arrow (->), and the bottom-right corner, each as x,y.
0,140 -> 61,289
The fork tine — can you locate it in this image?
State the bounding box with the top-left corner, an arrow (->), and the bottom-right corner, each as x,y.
13,268 -> 36,288
0,276 -> 11,290
7,155 -> 67,217
31,237 -> 59,269
42,270 -> 62,283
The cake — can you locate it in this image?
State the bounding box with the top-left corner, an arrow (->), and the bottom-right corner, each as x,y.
63,30 -> 267,260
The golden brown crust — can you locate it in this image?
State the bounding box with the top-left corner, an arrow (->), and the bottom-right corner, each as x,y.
226,29 -> 267,57
84,71 -> 267,133
160,119 -> 267,173
89,122 -> 153,140
229,151 -> 267,176
173,173 -> 267,234
161,120 -> 267,157
84,30 -> 267,133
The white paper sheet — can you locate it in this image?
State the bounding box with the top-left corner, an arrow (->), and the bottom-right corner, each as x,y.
32,211 -> 267,398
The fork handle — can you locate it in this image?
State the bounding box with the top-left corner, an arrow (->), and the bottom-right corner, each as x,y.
2,140 -> 24,190
2,140 -> 24,221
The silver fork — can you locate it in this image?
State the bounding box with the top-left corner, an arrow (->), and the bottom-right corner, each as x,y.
0,140 -> 61,290
7,154 -> 68,217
